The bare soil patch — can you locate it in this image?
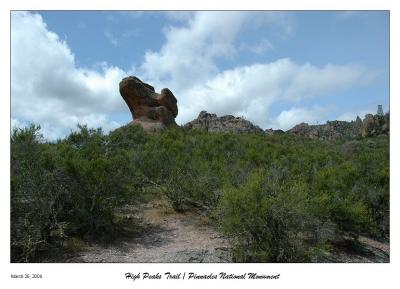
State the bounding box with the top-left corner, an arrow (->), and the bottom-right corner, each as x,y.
63,201 -> 231,263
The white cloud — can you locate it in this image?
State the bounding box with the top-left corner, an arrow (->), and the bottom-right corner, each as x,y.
137,12 -> 377,129
11,11 -> 379,140
11,11 -> 128,140
172,58 -> 375,129
139,11 -> 292,91
276,106 -> 332,130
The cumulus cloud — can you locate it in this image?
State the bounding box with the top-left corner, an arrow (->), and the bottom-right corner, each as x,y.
11,11 -> 379,140
170,59 -> 375,128
137,12 -> 377,129
139,11 -> 292,90
139,11 -> 245,89
11,11 -> 128,140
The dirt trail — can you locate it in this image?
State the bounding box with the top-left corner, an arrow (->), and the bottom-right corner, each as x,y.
65,202 -> 232,263
59,201 -> 388,263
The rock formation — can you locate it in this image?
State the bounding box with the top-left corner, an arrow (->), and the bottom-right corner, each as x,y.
361,113 -> 390,137
287,112 -> 389,140
184,111 -> 264,134
362,114 -> 377,137
119,76 -> 178,132
183,110 -> 389,139
287,120 -> 361,140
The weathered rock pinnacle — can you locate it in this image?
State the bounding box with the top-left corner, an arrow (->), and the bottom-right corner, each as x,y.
119,76 -> 178,132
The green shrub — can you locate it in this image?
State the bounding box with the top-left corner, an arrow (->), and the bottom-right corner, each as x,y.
11,124 -> 144,262
219,169 -> 321,262
11,125 -> 72,261
11,123 -> 389,262
164,167 -> 221,212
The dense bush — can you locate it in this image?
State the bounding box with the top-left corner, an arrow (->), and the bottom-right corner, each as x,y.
219,169 -> 315,262
11,125 -> 69,261
11,124 -> 389,262
11,125 -> 143,262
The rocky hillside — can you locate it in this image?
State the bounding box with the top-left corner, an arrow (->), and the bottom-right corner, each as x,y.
184,111 -> 390,139
287,113 -> 389,140
287,120 -> 361,140
184,111 -> 264,134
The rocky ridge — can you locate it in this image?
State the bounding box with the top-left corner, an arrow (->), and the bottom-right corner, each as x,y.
287,113 -> 389,140
184,111 -> 264,134
183,111 -> 389,139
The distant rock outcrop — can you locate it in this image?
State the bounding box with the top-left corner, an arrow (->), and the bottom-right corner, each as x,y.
184,111 -> 264,134
287,121 -> 360,140
361,113 -> 390,137
184,110 -> 389,139
119,76 -> 178,132
287,113 -> 389,140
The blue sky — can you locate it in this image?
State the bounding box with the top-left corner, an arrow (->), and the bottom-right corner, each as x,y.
11,11 -> 389,139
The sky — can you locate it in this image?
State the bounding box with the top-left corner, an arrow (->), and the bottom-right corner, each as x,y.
10,11 -> 389,140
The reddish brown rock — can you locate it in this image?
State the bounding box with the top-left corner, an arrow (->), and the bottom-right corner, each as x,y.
119,76 -> 178,132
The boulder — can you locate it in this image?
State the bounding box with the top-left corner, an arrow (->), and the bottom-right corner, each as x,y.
119,76 -> 178,132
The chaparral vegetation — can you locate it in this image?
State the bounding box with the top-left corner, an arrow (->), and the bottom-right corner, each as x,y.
11,123 -> 389,262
